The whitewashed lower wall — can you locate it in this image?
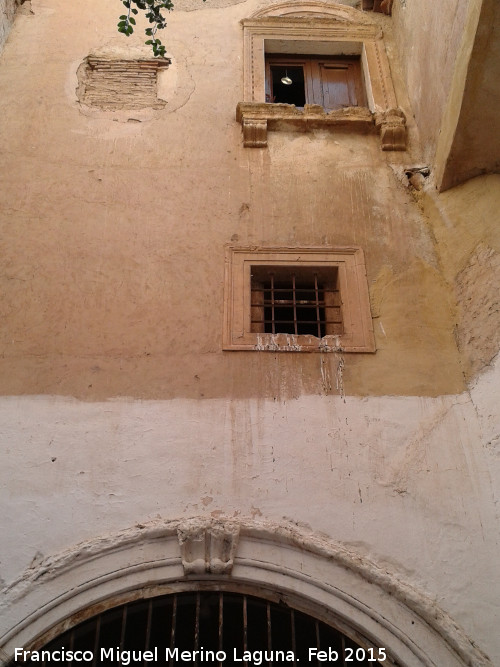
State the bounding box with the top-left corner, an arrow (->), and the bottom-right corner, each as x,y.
1,356 -> 499,663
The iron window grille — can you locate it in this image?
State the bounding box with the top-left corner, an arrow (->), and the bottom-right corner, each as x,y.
250,265 -> 342,337
11,591 -> 387,666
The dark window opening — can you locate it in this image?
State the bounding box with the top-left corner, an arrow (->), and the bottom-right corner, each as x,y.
11,592 -> 386,666
251,265 -> 343,337
269,65 -> 306,105
265,55 -> 366,110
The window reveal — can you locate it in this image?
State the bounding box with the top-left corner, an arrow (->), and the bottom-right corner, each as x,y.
266,56 -> 366,110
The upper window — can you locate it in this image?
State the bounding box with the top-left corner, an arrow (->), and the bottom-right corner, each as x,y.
236,2 -> 407,150
266,54 -> 366,109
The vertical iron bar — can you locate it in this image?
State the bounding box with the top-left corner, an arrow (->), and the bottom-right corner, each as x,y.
169,595 -> 177,667
218,593 -> 224,667
143,599 -> 153,666
92,615 -> 101,667
243,595 -> 248,667
341,635 -> 346,667
267,602 -> 272,667
120,606 -> 128,651
290,609 -> 296,665
315,619 -> 321,667
270,274 -> 275,334
292,274 -> 298,335
65,628 -> 75,667
194,593 -> 200,667
314,274 -> 321,337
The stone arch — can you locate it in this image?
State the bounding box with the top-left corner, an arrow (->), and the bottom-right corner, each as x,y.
0,518 -> 491,667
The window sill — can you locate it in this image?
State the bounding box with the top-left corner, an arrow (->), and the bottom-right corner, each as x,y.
236,102 -> 406,150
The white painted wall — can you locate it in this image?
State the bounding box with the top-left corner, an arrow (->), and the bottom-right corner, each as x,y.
1,356 -> 499,662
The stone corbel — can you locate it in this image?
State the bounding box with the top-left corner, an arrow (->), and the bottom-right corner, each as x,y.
177,520 -> 240,575
375,108 -> 407,151
362,0 -> 393,15
242,117 -> 268,148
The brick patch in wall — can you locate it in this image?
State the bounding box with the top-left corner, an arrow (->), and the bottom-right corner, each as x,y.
76,57 -> 171,110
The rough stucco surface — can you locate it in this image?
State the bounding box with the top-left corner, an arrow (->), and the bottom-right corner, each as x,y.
0,0 -> 499,665
421,174 -> 500,380
0,0 -> 465,400
0,376 -> 499,662
440,0 -> 500,189
392,0 -> 470,165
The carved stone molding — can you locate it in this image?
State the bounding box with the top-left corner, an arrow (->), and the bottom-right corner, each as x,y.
237,102 -> 406,151
375,108 -> 407,151
242,117 -> 268,148
362,0 -> 393,15
177,520 -> 240,575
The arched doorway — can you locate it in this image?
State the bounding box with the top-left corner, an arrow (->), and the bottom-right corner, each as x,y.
0,518 -> 490,667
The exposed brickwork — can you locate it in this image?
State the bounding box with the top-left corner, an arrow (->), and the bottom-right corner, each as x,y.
77,57 -> 170,110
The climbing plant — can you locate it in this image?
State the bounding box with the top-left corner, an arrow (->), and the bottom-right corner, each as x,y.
118,0 -> 204,58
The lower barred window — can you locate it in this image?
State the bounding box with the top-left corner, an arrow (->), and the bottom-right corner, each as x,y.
250,265 -> 342,337
223,246 -> 375,352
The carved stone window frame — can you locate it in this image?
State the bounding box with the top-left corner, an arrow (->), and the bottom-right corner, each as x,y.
236,2 -> 406,150
223,246 -> 376,353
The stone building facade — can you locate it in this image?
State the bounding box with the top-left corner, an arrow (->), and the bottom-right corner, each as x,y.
0,0 -> 499,665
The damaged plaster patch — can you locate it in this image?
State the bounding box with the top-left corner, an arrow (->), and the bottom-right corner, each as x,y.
455,244 -> 500,377
76,54 -> 170,111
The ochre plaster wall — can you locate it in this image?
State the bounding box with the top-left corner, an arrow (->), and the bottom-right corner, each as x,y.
0,0 -> 465,400
392,0 -> 470,165
439,0 -> 500,189
420,174 -> 500,380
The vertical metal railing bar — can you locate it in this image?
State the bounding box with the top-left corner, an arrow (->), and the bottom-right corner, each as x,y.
120,606 -> 128,652
67,626 -> 75,667
143,600 -> 153,667
243,596 -> 248,667
193,593 -> 200,667
314,274 -> 321,337
266,602 -> 272,667
290,609 -> 297,665
270,274 -> 275,334
315,620 -> 321,667
218,593 -> 224,667
341,635 -> 346,667
292,274 -> 298,335
169,595 -> 177,667
91,615 -> 101,667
